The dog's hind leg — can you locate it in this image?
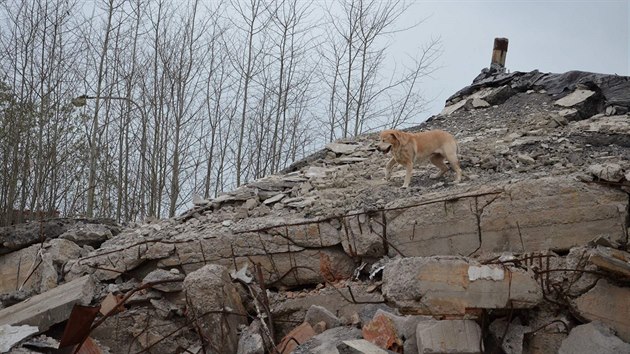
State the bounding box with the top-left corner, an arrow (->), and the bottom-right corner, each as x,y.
429,153 -> 449,179
445,154 -> 462,183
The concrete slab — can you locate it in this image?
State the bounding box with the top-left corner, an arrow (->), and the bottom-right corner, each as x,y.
0,276 -> 95,333
338,339 -> 390,354
382,257 -> 542,316
416,320 -> 483,354
559,321 -> 630,354
574,279 -> 630,342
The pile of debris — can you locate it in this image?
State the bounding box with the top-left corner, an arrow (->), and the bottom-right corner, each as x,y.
0,69 -> 629,354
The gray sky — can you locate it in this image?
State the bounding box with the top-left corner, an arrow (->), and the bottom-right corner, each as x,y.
391,0 -> 630,119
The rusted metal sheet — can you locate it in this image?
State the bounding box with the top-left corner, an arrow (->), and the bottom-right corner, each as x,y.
58,305 -> 100,349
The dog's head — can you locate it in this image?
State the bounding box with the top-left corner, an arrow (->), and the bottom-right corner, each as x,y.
377,129 -> 405,154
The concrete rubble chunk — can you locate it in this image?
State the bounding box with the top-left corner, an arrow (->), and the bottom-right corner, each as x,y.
558,321 -> 630,354
441,99 -> 468,116
384,177 -> 628,257
277,322 -> 316,354
0,324 -> 39,353
182,264 -> 247,354
270,284 -> 384,339
45,238 -> 83,266
337,339 -> 391,354
305,305 -> 341,331
372,309 -> 431,354
326,142 -> 359,155
142,268 -> 184,292
293,326 -> 362,354
382,257 -> 542,315
481,85 -> 515,105
570,114 -> 630,135
554,89 -> 596,107
416,319 -> 483,354
262,193 -> 285,205
60,223 -> 113,247
573,279 -> 630,341
588,246 -> 630,277
471,98 -> 490,108
479,177 -> 628,254
524,332 -> 566,354
587,163 -> 625,182
0,244 -> 57,296
0,218 -> 113,256
236,320 -> 265,354
305,166 -> 337,179
489,317 -> 530,354
0,275 -> 95,333
361,312 -> 402,351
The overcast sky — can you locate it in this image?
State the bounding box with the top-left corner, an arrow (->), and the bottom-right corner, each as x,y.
390,0 -> 629,119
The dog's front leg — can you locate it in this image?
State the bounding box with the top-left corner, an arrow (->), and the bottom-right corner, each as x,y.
384,158 -> 396,180
402,163 -> 413,188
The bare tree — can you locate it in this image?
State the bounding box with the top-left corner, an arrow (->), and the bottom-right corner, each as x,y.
0,0 -> 439,223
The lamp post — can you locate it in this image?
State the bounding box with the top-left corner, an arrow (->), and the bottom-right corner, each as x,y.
71,94 -> 144,115
71,94 -> 147,219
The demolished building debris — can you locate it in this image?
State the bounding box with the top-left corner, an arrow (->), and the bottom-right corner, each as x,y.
0,67 -> 629,353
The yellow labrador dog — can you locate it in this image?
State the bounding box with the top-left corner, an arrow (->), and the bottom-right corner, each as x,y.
377,129 -> 462,188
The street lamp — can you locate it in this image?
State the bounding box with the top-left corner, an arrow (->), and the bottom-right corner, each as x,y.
71,94 -> 144,114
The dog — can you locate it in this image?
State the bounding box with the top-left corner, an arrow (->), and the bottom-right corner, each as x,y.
377,129 -> 462,188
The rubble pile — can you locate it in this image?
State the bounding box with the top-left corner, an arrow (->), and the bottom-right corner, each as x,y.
0,69 -> 629,353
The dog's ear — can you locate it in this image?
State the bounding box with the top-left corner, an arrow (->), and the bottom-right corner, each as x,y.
391,130 -> 407,145
380,130 -> 398,145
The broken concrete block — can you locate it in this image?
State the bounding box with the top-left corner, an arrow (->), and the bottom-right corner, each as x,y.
362,312 -> 402,351
573,279 -> 630,341
554,89 -> 596,108
91,307 -> 197,354
385,191 -> 481,256
293,326 -> 362,354
382,257 -> 542,315
441,99 -> 468,116
385,177 -> 628,257
471,98 -> 490,108
0,275 -> 95,333
236,320 -> 265,354
588,163 -> 625,182
479,177 -> 628,253
489,317 -> 530,354
271,284 -> 384,340
277,322 -> 317,354
416,319 -> 483,354
183,264 -> 247,354
558,321 -> 630,354
589,246 -> 630,278
142,268 -> 184,292
524,332 -> 566,354
339,213 -> 385,257
326,142 -> 359,155
482,85 -> 515,105
99,292 -> 124,316
60,223 -> 113,247
45,239 -> 83,267
372,309 -> 431,354
305,305 -> 341,331
0,324 -> 39,353
545,247 -> 599,297
337,339 -> 390,354
0,244 -> 56,296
